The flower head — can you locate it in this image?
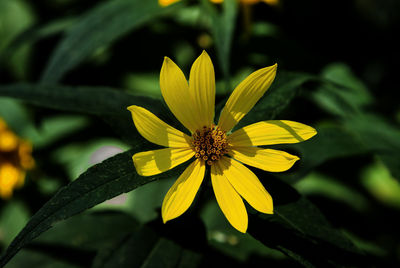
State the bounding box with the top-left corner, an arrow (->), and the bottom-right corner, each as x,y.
0,118 -> 34,199
128,51 -> 316,232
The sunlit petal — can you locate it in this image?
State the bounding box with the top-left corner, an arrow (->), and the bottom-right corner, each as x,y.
218,64 -> 277,132
229,120 -> 317,146
160,57 -> 199,133
162,159 -> 205,222
128,105 -> 192,148
132,148 -> 194,176
211,161 -> 248,233
218,156 -> 273,213
188,51 -> 215,129
229,147 -> 299,172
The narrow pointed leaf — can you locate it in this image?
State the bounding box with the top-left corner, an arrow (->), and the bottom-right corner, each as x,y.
40,0 -> 180,83
93,225 -> 202,268
0,149 -> 189,267
0,83 -> 176,144
203,0 -> 237,85
248,172 -> 365,267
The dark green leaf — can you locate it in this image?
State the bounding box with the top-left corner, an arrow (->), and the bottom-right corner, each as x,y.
35,211 -> 139,251
345,114 -> 400,181
93,225 -> 202,268
248,173 -> 365,267
0,149 -> 190,267
6,249 -> 79,268
310,63 -> 373,117
203,0 -> 237,86
0,83 -> 172,143
277,125 -> 368,183
0,18 -> 76,65
40,0 -> 181,83
311,81 -> 369,117
0,83 -> 161,116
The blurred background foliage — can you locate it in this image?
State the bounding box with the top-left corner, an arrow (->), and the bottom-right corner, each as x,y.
1,0 -> 400,267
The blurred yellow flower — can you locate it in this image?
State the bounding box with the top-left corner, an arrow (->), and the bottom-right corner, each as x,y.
159,0 -> 279,7
0,118 -> 34,199
128,51 -> 316,232
211,0 -> 279,4
158,0 -> 180,6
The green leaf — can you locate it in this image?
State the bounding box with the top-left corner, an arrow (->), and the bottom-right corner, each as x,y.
0,97 -> 33,136
0,0 -> 35,78
0,17 -> 76,66
277,125 -> 368,183
248,173 -> 364,267
203,0 -> 237,86
0,149 -> 189,267
6,250 -> 79,268
35,211 -> 139,251
311,81 -> 367,117
320,62 -> 372,109
0,83 -> 172,144
93,225 -> 202,268
8,211 -> 139,267
0,201 -> 30,247
40,0 -> 181,84
201,200 -> 285,262
0,83 -> 161,116
345,114 -> 400,181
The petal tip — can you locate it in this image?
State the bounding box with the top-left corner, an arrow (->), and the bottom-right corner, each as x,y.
269,209 -> 274,214
200,50 -> 209,57
162,216 -> 169,224
237,225 -> 248,233
162,211 -> 175,224
266,63 -> 278,72
310,127 -> 318,136
127,105 -> 137,112
162,56 -> 172,65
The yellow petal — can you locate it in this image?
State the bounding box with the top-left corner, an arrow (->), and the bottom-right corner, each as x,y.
127,105 -> 192,148
217,157 -> 273,213
132,148 -> 195,176
18,140 -> 35,170
229,147 -> 299,172
188,51 -> 215,129
0,118 -> 7,131
160,57 -> 199,133
229,120 -> 317,146
158,0 -> 180,7
211,161 -> 248,233
0,130 -> 19,151
0,163 -> 22,199
218,64 -> 277,132
162,159 -> 205,223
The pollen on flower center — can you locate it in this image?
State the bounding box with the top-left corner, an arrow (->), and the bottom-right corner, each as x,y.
192,125 -> 228,165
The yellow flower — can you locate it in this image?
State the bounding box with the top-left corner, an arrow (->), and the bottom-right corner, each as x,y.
210,0 -> 279,4
159,0 -> 279,7
127,51 -> 316,232
0,118 -> 34,199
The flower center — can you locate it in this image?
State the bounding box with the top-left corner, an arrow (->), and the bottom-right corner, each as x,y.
192,125 -> 228,165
